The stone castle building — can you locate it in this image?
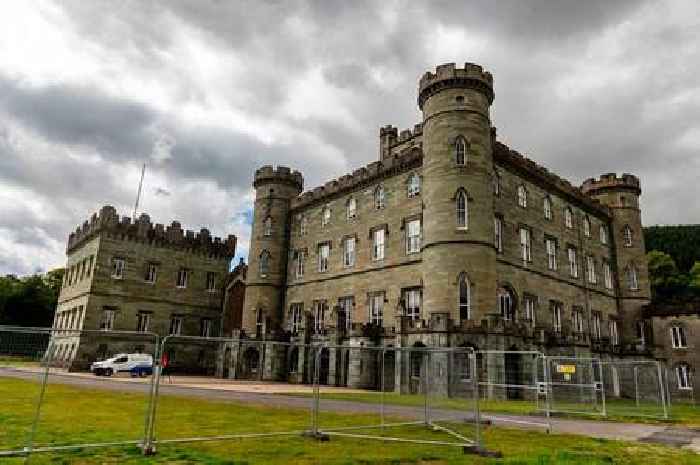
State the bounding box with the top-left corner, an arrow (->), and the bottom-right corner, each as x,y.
52,205 -> 236,372
232,62 -> 654,394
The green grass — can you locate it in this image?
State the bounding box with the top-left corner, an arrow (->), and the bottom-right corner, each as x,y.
0,377 -> 698,465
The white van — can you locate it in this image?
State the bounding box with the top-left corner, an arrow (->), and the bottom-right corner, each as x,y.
91,353 -> 153,377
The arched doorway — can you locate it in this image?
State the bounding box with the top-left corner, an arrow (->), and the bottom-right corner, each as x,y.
505,345 -> 522,400
243,347 -> 260,379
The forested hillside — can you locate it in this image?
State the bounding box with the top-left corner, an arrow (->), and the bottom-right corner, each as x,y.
644,225 -> 700,300
0,269 -> 64,327
644,225 -> 700,273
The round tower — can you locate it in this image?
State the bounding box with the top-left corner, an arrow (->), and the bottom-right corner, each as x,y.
243,165 -> 303,338
418,62 -> 498,324
581,173 -> 650,345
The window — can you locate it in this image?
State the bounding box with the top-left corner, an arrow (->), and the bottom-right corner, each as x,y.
517,185 -> 527,208
592,312 -> 602,340
100,308 -> 115,331
407,173 -> 420,197
169,315 -> 183,335
596,262 -> 610,290
259,251 -> 270,277
406,219 -> 421,254
318,243 -> 330,272
636,320 -> 646,346
136,312 -> 151,333
300,215 -> 308,236
86,256 -> 94,277
600,225 -> 608,244
374,185 -> 385,209
626,265 -> 639,290
346,197 -> 357,219
343,237 -> 356,267
543,196 -> 552,220
112,257 -> 125,279
545,238 -> 557,270
176,268 -> 188,288
456,190 -> 468,228
499,288 -> 515,321
403,288 -> 422,321
372,228 -> 385,260
255,309 -> 264,338
289,303 -> 303,334
145,263 -> 157,283
551,302 -> 562,333
586,256 -> 597,284
200,318 -> 212,337
519,227 -> 531,262
322,206 -> 331,226
263,216 -> 272,236
572,308 -> 584,333
458,273 -> 471,320
493,172 -> 501,196
568,247 -> 578,278
338,297 -> 354,331
623,225 -> 633,246
609,320 -> 619,346
494,217 -> 503,252
206,272 -> 216,292
455,137 -> 467,165
671,325 -> 688,349
565,207 -> 573,229
523,295 -> 536,325
296,250 -> 305,278
369,293 -> 384,326
677,363 -> 692,390
583,216 -> 591,237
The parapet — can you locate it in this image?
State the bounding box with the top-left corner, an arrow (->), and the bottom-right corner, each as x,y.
581,173 -> 641,196
66,205 -> 237,259
379,123 -> 423,160
253,165 -> 304,193
418,62 -> 494,109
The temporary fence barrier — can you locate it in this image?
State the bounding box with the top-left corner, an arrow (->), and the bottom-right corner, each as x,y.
544,356 -> 605,417
600,359 -> 668,420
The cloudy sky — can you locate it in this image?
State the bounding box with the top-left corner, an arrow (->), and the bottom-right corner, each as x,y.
1,0 -> 699,275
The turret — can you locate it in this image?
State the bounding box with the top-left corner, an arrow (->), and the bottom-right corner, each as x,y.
582,173 -> 650,345
243,165 -> 304,337
418,62 -> 498,324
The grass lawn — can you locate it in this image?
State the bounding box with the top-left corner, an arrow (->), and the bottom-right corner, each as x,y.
0,377 -> 698,465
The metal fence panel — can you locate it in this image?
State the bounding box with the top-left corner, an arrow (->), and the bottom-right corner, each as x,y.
546,357 -> 605,417
601,360 -> 668,419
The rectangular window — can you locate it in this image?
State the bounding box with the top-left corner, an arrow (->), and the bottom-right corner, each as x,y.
176,269 -> 188,288
671,326 -> 687,349
603,261 -> 613,289
136,311 -> 151,333
402,288 -> 422,321
314,300 -> 327,333
609,320 -> 619,346
406,219 -> 421,254
200,318 -> 212,337
112,257 -> 125,279
145,263 -> 157,283
343,237 -> 356,267
494,217 -> 503,252
587,256 -> 597,284
100,308 -> 116,331
296,250 -> 305,278
551,302 -> 562,333
636,320 -> 646,346
523,295 -> 536,326
86,256 -> 94,277
677,365 -> 691,390
318,243 -> 330,272
206,272 -> 217,292
369,293 -> 384,326
545,238 -> 557,270
169,315 -> 183,336
338,297 -> 354,331
373,228 -> 385,260
519,227 -> 531,262
300,216 -> 307,236
256,309 -> 264,338
568,247 -> 578,278
572,307 -> 584,333
592,312 -> 602,340
289,303 -> 304,334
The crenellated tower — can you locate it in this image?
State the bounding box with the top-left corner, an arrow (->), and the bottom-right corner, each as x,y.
243,166 -> 303,337
418,62 -> 498,324
581,173 -> 650,346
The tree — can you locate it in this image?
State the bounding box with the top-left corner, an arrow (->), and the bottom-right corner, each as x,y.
0,270 -> 64,327
646,251 -> 688,299
689,262 -> 700,291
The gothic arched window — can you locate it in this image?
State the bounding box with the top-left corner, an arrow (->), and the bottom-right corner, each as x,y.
458,273 -> 471,320
543,196 -> 552,220
456,189 -> 468,229
626,265 -> 639,290
259,250 -> 271,277
263,216 -> 272,236
455,137 -> 467,165
623,225 -> 633,246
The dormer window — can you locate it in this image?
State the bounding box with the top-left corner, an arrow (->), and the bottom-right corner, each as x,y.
455,137 -> 467,165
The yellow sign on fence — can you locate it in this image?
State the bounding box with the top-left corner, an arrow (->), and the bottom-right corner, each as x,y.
557,364 -> 576,374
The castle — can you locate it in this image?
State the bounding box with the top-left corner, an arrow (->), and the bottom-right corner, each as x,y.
233,62 -> 654,394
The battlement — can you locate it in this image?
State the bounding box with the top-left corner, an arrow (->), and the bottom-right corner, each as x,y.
292,146 -> 422,210
581,173 -> 641,196
253,165 -> 304,192
66,205 -> 237,258
418,62 -> 494,109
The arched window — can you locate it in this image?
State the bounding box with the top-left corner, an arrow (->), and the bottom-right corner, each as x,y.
498,287 -> 515,321
263,216 -> 272,236
259,251 -> 271,277
456,190 -> 468,229
374,185 -> 385,209
676,363 -> 692,390
346,197 -> 357,219
600,225 -> 608,244
543,196 -> 552,220
623,225 -> 633,246
583,216 -> 591,237
671,325 -> 688,348
565,207 -> 573,229
493,171 -> 501,196
626,265 -> 639,290
455,137 -> 467,165
322,206 -> 331,226
517,185 -> 527,208
458,273 -> 471,320
407,173 -> 420,197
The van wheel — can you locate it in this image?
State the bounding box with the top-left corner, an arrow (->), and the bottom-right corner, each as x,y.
105,368 -> 113,377
94,369 -> 102,376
